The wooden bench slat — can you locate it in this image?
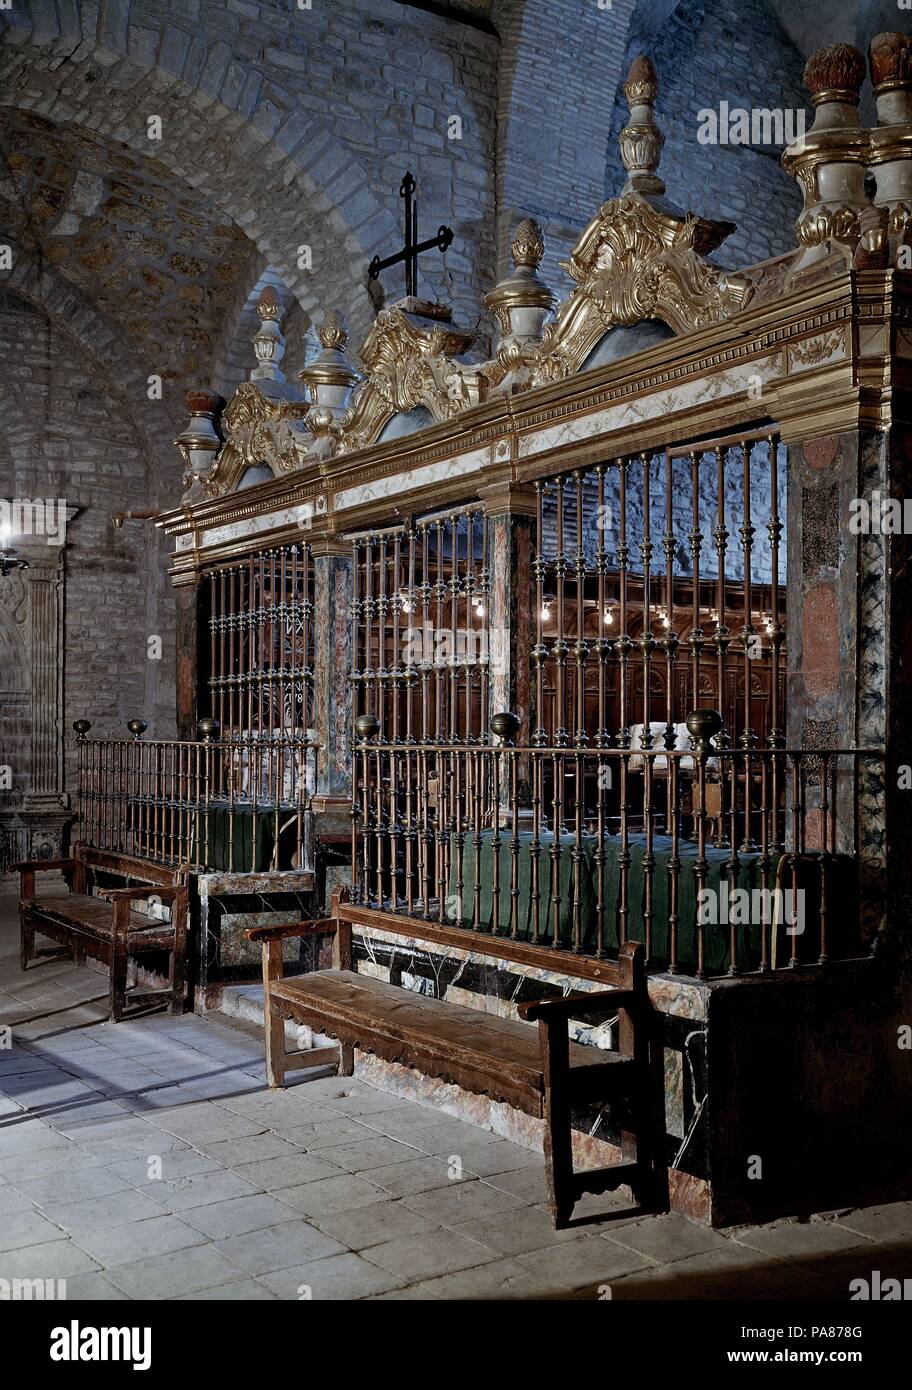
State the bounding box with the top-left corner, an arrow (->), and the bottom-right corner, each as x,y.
270,970 -> 631,1113
28,894 -> 173,941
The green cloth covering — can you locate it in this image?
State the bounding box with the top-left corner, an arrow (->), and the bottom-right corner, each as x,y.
203,804 -> 298,873
450,830 -> 857,973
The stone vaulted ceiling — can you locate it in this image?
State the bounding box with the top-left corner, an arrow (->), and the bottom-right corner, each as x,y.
0,109 -> 252,388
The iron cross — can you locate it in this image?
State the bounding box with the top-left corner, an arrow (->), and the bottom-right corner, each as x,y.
368,171 -> 454,299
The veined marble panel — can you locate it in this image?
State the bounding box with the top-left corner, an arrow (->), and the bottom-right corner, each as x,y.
517,355 -> 780,459
196,499 -> 327,552
333,446 -> 490,514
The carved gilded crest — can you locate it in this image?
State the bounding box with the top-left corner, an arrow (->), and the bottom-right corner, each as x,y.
337,303 -> 478,454
528,193 -> 752,384
202,383 -> 311,496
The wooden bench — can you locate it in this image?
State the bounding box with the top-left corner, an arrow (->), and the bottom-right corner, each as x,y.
13,844 -> 190,1022
245,903 -> 667,1229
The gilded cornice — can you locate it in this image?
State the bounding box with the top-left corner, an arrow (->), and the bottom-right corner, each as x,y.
160,267 -> 904,582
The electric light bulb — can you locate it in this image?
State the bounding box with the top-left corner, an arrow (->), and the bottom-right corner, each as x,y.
603,607 -> 615,627
540,602 -> 551,622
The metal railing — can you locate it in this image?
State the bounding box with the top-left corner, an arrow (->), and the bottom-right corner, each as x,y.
350,710 -> 882,979
74,721 -> 315,875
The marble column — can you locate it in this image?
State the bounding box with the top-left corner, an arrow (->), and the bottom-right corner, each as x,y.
310,538 -> 354,831
480,481 -> 537,806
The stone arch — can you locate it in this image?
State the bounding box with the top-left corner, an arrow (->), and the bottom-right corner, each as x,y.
0,2 -> 403,346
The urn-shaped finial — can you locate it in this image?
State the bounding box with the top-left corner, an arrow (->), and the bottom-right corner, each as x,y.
298,310 -> 361,456
252,286 -> 286,382
619,53 -> 665,196
870,32 -> 912,125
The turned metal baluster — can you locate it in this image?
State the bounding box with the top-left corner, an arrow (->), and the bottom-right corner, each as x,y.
453,745 -> 465,924
419,524 -> 431,743
418,745 -> 431,915
435,520 -> 446,741
377,534 -> 389,738
759,754 -> 770,972
714,446 -> 731,751
405,526 -> 418,745
478,512 -> 491,743
594,747 -> 606,958
532,482 -> 548,747
688,708 -> 721,981
768,435 -> 785,858
550,747 -> 563,947
364,535 -> 375,722
727,750 -> 741,976
449,513 -> 460,743
689,452 -> 703,729
553,477 -> 569,748
531,742 -> 542,943
668,752 -> 681,972
573,469 -> 589,748
472,745 -> 483,930
595,464 -> 610,750
392,532 -> 402,742
465,512 -> 476,743
510,749 -> 520,940
787,754 -> 803,968
641,454 -> 655,759
663,449 -> 680,832
616,458 -> 631,752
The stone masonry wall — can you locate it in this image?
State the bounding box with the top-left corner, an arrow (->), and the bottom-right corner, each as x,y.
0,294 -> 176,804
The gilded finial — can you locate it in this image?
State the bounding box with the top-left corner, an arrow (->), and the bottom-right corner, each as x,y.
803,43 -> 865,106
624,53 -> 658,108
511,219 -> 545,271
319,310 -> 349,350
870,31 -> 912,89
256,286 -> 281,322
619,53 -> 665,196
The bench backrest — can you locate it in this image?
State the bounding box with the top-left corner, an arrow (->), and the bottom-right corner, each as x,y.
73,843 -> 187,889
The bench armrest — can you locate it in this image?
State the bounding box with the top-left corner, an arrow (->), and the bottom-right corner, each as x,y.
95,886 -> 183,903
9,858 -> 72,873
517,989 -> 637,1023
245,917 -> 337,943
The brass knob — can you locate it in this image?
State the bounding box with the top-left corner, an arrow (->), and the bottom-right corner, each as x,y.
72,719 -> 91,739
354,714 -> 380,743
127,719 -> 148,739
686,707 -> 722,755
491,710 -> 520,745
196,717 -> 220,742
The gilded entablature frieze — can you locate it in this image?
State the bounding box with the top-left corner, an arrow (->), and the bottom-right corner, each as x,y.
525,193 -> 753,386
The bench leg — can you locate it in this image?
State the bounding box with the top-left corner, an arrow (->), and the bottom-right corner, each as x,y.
538,1016 -> 575,1229
263,939 -> 286,1088
332,919 -> 354,1076
169,923 -> 187,1016
108,940 -> 129,1023
20,913 -> 34,972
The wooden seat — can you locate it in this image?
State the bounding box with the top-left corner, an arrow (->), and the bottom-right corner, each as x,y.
246,898 -> 667,1229
26,894 -> 178,947
271,969 -> 634,1116
13,844 -> 189,1022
